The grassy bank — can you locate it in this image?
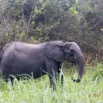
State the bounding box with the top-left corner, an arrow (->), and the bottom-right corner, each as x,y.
0,64 -> 103,103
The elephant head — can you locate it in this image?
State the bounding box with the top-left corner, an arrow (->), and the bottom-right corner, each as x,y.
45,41 -> 84,82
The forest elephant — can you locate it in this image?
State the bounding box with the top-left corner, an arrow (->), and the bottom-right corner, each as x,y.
0,40 -> 84,89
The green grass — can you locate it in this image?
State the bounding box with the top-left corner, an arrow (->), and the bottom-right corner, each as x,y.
0,64 -> 103,103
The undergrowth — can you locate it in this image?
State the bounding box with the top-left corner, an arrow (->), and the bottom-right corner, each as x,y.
0,63 -> 103,103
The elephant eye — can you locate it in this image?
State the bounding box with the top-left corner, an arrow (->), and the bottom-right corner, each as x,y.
70,49 -> 74,53
65,52 -> 74,57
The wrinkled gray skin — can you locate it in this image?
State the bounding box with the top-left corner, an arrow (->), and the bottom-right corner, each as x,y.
0,41 -> 84,89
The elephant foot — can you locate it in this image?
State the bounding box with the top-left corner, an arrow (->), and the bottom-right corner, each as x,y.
72,77 -> 81,83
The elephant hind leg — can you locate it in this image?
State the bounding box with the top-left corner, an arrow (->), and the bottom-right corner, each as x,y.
0,65 -> 12,82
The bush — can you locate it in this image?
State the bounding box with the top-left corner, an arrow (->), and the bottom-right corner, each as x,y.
0,0 -> 103,61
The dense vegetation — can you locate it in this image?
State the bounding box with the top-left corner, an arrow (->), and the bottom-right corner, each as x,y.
0,64 -> 103,103
0,0 -> 103,61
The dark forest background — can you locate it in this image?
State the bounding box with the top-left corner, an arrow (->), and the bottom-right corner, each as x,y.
0,0 -> 103,64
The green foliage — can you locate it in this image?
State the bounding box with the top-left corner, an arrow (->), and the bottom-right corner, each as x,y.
0,64 -> 103,103
69,3 -> 79,16
0,0 -> 103,60
92,64 -> 103,81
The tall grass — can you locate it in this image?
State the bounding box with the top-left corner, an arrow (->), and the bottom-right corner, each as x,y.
0,63 -> 103,103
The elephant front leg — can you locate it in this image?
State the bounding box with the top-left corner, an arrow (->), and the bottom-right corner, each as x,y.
48,69 -> 64,90
47,68 -> 58,90
58,67 -> 64,88
46,60 -> 63,90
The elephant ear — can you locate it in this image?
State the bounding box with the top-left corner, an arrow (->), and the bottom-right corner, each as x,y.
45,41 -> 65,62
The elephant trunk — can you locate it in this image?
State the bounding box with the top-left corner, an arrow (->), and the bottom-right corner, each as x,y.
72,53 -> 84,83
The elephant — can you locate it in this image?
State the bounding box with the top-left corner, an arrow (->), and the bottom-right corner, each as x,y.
0,40 -> 84,89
